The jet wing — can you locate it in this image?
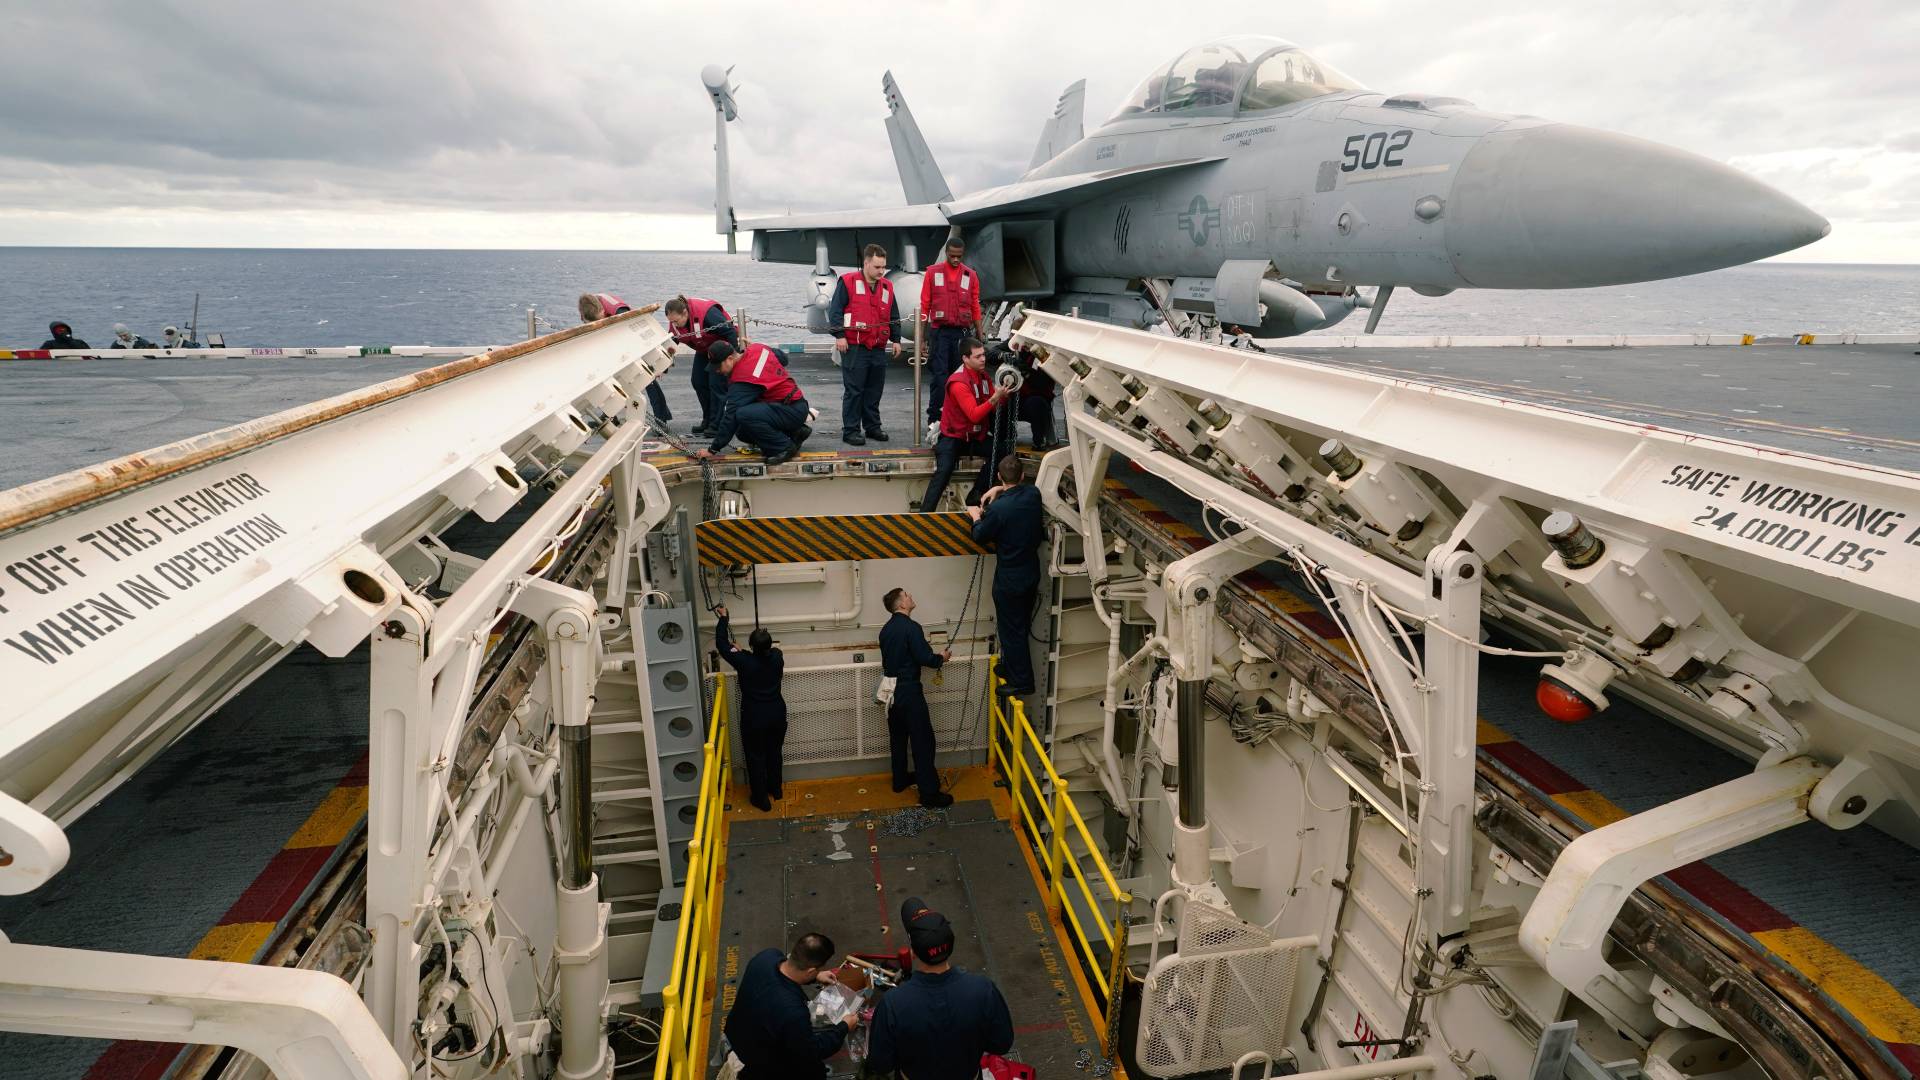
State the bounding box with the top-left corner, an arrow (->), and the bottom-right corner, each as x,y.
740,157 -> 1225,233
738,205 -> 950,232
942,157 -> 1225,222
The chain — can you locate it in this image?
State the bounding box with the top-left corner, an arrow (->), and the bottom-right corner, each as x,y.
740,313 -> 918,334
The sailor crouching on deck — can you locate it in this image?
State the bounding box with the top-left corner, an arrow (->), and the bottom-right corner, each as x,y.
692,341 -> 814,468
868,897 -> 1015,1080
968,456 -> 1045,698
663,293 -> 738,437
828,242 -> 901,446
714,604 -> 786,812
578,291 -> 674,424
918,235 -> 985,433
721,932 -> 859,1079
918,336 -> 1008,512
877,588 -> 954,808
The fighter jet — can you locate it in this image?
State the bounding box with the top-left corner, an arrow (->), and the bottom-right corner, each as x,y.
704,35 -> 1829,337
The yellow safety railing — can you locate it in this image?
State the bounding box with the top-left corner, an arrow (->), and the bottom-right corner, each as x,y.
654,674 -> 732,1080
986,660 -> 1133,1051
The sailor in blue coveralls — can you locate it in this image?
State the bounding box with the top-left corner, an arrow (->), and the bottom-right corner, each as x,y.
877,588 -> 954,808
714,605 -> 786,812
968,455 -> 1046,698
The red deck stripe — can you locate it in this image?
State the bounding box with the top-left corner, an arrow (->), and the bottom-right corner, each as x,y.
1664,862 -> 1797,935
1480,740 -> 1586,796
1888,1043 -> 1920,1073
217,845 -> 334,926
1291,611 -> 1345,641
339,752 -> 370,787
1013,1020 -> 1069,1035
82,1038 -> 182,1080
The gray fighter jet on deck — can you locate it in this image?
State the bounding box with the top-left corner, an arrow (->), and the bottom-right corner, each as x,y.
704,35 -> 1828,336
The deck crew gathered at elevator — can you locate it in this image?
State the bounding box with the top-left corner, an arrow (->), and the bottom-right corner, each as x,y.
918,236 -> 986,437
869,896 -> 1017,1080
713,604 -> 787,812
663,294 -> 739,437
919,335 -> 1009,512
721,933 -> 859,1079
692,340 -> 814,467
828,243 -> 903,445
578,290 -> 674,422
969,455 -> 1046,699
877,587 -> 956,808
719,906 -> 1019,1080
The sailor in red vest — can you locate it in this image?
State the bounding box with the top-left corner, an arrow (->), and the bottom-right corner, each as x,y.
663,295 -> 739,437
580,292 -> 673,424
917,236 -> 984,435
919,337 -> 1008,512
826,243 -> 901,445
691,341 -> 814,467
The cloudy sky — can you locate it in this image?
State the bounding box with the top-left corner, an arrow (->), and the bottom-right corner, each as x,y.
0,0 -> 1914,260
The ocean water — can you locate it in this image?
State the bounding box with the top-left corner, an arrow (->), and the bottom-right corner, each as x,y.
0,247 -> 1916,350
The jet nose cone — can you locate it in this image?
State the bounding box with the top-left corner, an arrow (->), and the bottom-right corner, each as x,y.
1447,123 -> 1828,289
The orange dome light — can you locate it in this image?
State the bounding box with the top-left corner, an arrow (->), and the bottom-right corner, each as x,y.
1536,676 -> 1597,723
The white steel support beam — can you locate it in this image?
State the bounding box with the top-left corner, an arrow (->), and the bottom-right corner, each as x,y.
1065,410 -> 1483,936
0,942 -> 407,1080
360,408 -> 668,1061
1161,530 -> 1280,681
1017,312 -> 1920,623
366,597 -> 436,1044
0,312 -> 672,895
1518,756 -> 1831,1042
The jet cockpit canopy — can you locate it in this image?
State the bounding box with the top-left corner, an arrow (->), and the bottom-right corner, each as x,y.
1106,35 -> 1366,122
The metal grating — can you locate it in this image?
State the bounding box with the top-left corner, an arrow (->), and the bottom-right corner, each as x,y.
1137,901 -> 1315,1077
725,653 -> 994,768
1178,899 -> 1276,958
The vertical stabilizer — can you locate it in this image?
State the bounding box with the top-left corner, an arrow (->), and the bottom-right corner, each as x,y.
882,71 -> 953,205
1027,79 -> 1086,171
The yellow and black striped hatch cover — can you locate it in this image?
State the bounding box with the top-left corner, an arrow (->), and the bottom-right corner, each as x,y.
695,512 -> 989,566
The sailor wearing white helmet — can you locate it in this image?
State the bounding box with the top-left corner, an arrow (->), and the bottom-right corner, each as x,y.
111,324 -> 157,350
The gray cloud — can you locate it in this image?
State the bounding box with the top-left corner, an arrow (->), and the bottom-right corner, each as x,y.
0,0 -> 1914,250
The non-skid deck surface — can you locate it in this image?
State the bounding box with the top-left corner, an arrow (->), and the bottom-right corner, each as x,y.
5,337 -> 1910,493
0,355 -> 452,491
710,769 -> 1111,1078
1110,463 -> 1920,1074
1282,341 -> 1920,472
0,346 -> 1042,492
0,490 -> 548,1080
0,646 -> 371,1080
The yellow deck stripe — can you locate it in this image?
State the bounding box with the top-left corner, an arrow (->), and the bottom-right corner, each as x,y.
1551,790 -> 1632,828
284,785 -> 369,850
189,921 -> 276,962
1253,586 -> 1320,616
1755,927 -> 1920,1043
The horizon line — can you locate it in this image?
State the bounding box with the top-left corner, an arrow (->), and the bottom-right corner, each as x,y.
0,245 -> 1911,268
